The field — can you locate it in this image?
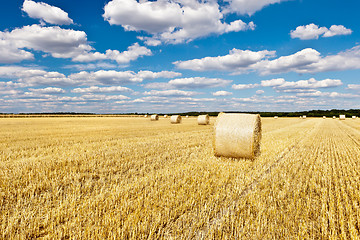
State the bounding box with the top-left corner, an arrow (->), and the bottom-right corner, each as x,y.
1,116 -> 360,239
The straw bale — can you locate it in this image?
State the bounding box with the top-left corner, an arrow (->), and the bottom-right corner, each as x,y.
198,114 -> 210,125
150,114 -> 159,121
213,113 -> 262,159
339,115 -> 346,120
170,115 -> 182,124
274,116 -> 278,119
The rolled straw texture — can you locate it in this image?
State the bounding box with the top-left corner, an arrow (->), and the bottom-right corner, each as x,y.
214,113 -> 262,159
150,114 -> 159,121
339,115 -> 346,120
170,115 -> 182,124
198,114 -> 210,125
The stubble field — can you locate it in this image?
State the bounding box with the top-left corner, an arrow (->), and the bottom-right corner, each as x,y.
1,116 -> 360,239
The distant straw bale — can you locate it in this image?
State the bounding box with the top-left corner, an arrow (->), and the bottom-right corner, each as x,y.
150,114 -> 159,121
170,115 -> 182,124
197,114 -> 210,125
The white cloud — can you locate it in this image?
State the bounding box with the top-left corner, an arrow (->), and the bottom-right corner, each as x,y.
144,77 -> 232,89
0,67 -> 75,86
22,0 -> 74,25
71,86 -> 133,93
254,48 -> 321,75
261,78 -> 343,92
28,87 -> 65,94
80,94 -> 130,101
0,25 -> 151,64
290,23 -> 352,40
0,67 -> 181,87
103,0 -> 255,44
168,77 -> 232,89
69,70 -> 181,85
296,91 -> 358,98
174,49 -> 275,71
174,45 -> 360,75
348,84 -> 360,90
0,41 -> 34,63
104,43 -> 152,64
260,78 -> 285,87
144,89 -> 199,97
256,90 -> 264,94
232,83 -> 259,90
212,90 -> 233,96
136,70 -> 182,80
222,0 -> 286,15
323,25 -> 353,37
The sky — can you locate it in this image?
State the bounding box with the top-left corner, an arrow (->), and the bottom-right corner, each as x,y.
0,0 -> 360,113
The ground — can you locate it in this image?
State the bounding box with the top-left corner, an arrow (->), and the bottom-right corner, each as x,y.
1,116 -> 360,239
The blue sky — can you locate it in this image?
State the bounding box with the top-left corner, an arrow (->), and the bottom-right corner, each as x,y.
0,0 -> 360,113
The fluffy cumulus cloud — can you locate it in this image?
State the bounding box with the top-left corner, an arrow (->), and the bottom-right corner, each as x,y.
175,46 -> 360,75
69,70 -> 181,85
28,87 -> 66,94
174,49 -> 275,71
232,83 -> 259,90
71,86 -> 133,93
103,0 -> 255,44
0,67 -> 75,86
22,0 -> 74,25
261,78 -> 343,92
0,66 -> 181,87
290,23 -> 352,40
212,90 -> 232,96
348,84 -> 360,90
143,89 -> 199,97
222,0 -> 286,15
0,25 -> 151,64
145,77 -> 232,89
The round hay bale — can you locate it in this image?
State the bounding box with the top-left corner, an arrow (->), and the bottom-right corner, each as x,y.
302,115 -> 307,119
170,115 -> 182,124
164,115 -> 168,118
274,116 -> 278,119
150,114 -> 159,121
323,116 -> 326,119
186,115 -> 189,118
144,114 -> 148,118
352,116 -> 357,119
339,115 -> 346,120
333,116 -> 336,119
197,114 -> 210,125
214,113 -> 262,159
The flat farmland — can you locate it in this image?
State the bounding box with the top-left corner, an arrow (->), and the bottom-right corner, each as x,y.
1,117 -> 360,239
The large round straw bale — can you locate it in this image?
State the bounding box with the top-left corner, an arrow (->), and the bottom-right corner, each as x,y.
186,115 -> 189,118
352,116 -> 357,119
144,114 -> 148,118
302,115 -> 307,119
274,116 -> 278,119
339,115 -> 346,120
333,116 -> 336,119
198,114 -> 210,125
214,113 -> 262,159
150,114 -> 159,121
170,115 -> 182,124
164,115 -> 168,118
323,116 -> 326,119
